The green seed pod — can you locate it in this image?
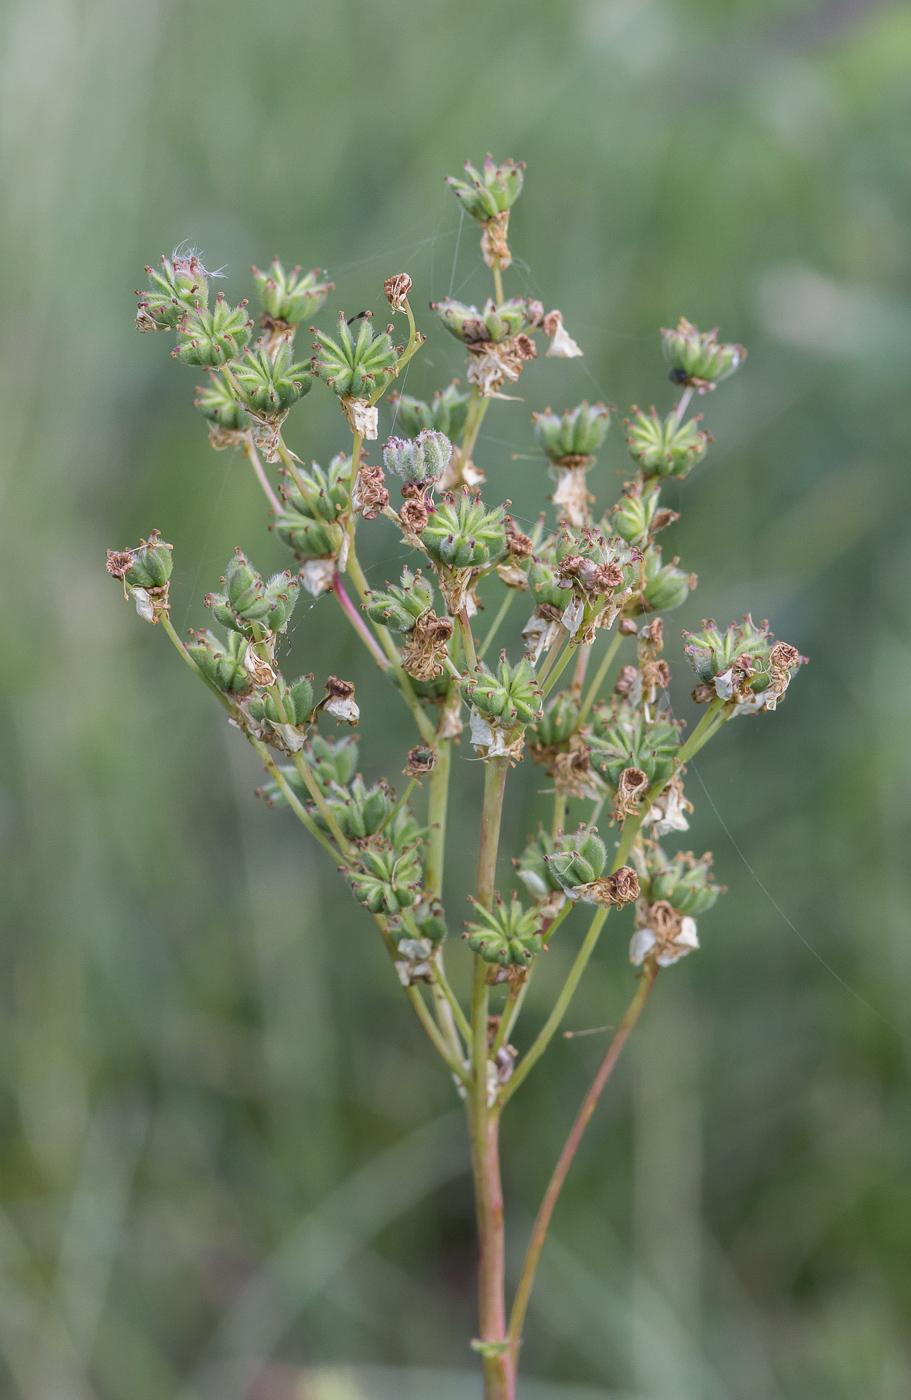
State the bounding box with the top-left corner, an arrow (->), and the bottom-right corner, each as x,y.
391,382 -> 470,440
588,702 -> 680,789
648,849 -> 723,916
446,155 -> 525,223
185,629 -> 250,694
232,343 -> 313,416
515,828 -> 565,903
311,311 -> 400,399
252,259 -> 333,325
281,453 -> 350,522
530,691 -> 580,751
272,514 -> 338,559
206,551 -> 300,635
527,556 -> 573,612
611,481 -> 660,545
250,675 -> 314,728
136,250 -> 210,331
421,495 -> 507,570
463,893 -> 543,968
642,552 -> 694,612
120,531 -> 173,589
545,829 -> 607,892
365,568 -> 435,633
195,374 -> 251,431
661,318 -> 745,389
431,297 -> 538,345
411,896 -> 448,947
307,735 -> 359,790
624,406 -> 711,478
348,842 -> 422,916
382,430 -> 452,485
462,655 -> 543,726
532,402 -> 610,463
173,295 -> 253,366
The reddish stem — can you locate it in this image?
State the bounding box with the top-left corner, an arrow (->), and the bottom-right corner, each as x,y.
331,572 -> 388,668
506,961 -> 659,1355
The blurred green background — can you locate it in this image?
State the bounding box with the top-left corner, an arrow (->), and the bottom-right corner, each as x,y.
2,0 -> 911,1396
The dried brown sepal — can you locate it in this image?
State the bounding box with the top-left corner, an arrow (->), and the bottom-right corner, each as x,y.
692,683 -> 715,704
321,676 -> 360,726
618,617 -> 638,636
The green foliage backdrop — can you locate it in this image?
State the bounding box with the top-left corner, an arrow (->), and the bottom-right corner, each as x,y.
2,1 -> 911,1396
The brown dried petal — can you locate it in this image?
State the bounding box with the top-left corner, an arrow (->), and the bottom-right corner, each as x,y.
601,866 -> 640,906
618,617 -> 638,636
692,684 -> 714,704
504,524 -> 534,559
614,665 -> 639,697
514,333 -> 537,361
399,498 -> 430,536
384,273 -> 412,311
106,550 -> 134,580
355,464 -> 390,520
404,745 -> 437,778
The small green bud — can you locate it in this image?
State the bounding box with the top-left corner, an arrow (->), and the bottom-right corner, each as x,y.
107,530 -> 173,590
185,629 -> 250,694
252,260 -> 333,325
463,893 -> 543,969
421,495 -> 507,571
411,896 -> 448,947
625,406 -> 711,478
248,675 -> 314,728
365,568 -> 435,633
206,550 -> 300,635
532,402 -> 610,464
462,655 -> 543,726
642,552 -> 695,612
661,318 -> 745,389
529,691 -> 579,753
391,382 -> 469,440
136,250 -> 210,331
348,842 -> 422,916
588,702 -> 680,789
682,616 -> 804,712
194,374 -> 251,431
527,556 -> 573,613
515,828 -> 565,903
545,828 -> 607,892
446,155 -> 525,223
382,430 -> 452,485
431,297 -> 539,345
311,311 -> 400,399
232,343 -> 313,416
648,849 -> 723,916
173,295 -> 253,367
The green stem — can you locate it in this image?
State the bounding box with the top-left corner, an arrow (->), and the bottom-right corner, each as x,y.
536,628 -> 568,685
459,608 -> 479,674
502,904 -> 609,1104
460,386 -> 489,471
242,433 -> 282,512
551,791 -> 566,840
426,734 -> 451,896
478,589 -> 517,661
371,914 -> 468,1084
506,961 -> 659,1352
345,548 -> 436,745
492,261 -> 505,306
541,638 -> 576,698
578,629 -> 624,724
476,757 -> 508,910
